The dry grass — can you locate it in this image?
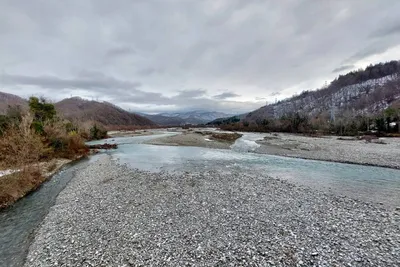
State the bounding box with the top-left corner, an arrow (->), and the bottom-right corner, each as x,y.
210,132 -> 243,142
0,114 -> 47,169
0,114 -> 88,208
47,161 -> 58,172
0,165 -> 43,209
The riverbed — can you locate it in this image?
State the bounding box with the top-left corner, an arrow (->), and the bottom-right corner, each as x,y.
1,131 -> 399,266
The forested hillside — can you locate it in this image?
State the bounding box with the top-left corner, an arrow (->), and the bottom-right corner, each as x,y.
216,60 -> 400,135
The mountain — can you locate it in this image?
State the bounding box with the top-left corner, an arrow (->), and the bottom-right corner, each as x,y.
138,113 -> 186,126
207,113 -> 248,126
55,97 -> 156,127
0,92 -> 27,114
243,60 -> 400,123
145,110 -> 235,125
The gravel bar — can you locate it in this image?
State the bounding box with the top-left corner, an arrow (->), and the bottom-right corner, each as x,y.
256,133 -> 400,169
25,156 -> 400,266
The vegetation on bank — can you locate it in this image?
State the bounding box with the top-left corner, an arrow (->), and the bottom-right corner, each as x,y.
210,132 -> 243,142
218,103 -> 400,137
0,97 -> 109,208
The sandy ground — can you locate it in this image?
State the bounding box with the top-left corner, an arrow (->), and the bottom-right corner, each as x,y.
144,132 -> 234,149
255,133 -> 400,169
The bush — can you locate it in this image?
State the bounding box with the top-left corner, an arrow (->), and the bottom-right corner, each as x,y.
89,124 -> 108,140
0,114 -> 48,169
43,120 -> 88,159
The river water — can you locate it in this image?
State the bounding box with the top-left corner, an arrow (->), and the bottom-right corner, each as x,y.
1,131 -> 399,267
106,133 -> 400,207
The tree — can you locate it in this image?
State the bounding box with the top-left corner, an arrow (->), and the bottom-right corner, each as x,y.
384,106 -> 400,133
29,97 -> 56,122
29,97 -> 56,134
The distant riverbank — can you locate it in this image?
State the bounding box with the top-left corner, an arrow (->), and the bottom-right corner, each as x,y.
142,128 -> 400,169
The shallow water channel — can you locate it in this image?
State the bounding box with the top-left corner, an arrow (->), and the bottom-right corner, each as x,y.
0,132 -> 399,267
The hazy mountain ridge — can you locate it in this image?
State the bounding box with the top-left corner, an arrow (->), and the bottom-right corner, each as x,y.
137,113 -> 186,126
141,110 -> 235,125
55,97 -> 156,127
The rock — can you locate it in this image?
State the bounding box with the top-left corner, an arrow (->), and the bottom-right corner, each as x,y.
87,143 -> 118,149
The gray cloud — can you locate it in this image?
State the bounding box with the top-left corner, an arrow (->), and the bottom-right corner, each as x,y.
332,65 -> 355,73
213,92 -> 240,100
137,67 -> 162,76
105,45 -> 136,57
269,92 -> 281,97
177,89 -> 206,98
3,73 -> 141,91
370,21 -> 400,38
1,0 -> 400,113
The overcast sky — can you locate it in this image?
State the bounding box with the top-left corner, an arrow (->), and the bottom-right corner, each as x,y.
1,0 -> 400,114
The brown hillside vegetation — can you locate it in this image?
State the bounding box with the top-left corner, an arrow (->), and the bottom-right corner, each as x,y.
55,97 -> 156,127
0,91 -> 27,114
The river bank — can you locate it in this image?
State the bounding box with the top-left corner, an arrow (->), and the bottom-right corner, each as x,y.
144,129 -> 400,169
24,155 -> 400,266
0,158 -> 73,209
255,133 -> 400,169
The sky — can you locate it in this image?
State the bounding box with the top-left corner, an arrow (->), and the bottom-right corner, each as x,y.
1,0 -> 400,114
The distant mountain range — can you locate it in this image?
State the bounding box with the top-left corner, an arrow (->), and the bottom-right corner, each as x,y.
210,60 -> 400,125
4,60 -> 399,129
0,93 -> 233,127
140,110 -> 235,125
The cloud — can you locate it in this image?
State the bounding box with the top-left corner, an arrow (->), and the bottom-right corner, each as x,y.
177,89 -> 207,98
332,65 -> 355,73
344,42 -> 395,64
1,0 -> 400,113
137,67 -> 163,76
2,73 -> 141,91
269,92 -> 281,97
370,21 -> 400,38
213,92 -> 240,99
105,45 -> 136,57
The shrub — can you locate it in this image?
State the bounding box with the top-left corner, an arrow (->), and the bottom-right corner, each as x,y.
29,97 -> 56,122
89,124 -> 108,140
43,120 -> 88,159
0,114 -> 48,169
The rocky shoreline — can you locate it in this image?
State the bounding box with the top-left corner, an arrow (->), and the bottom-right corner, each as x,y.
255,133 -> 400,169
25,156 -> 400,266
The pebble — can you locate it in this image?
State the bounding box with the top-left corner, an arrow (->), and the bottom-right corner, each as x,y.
24,156 -> 400,267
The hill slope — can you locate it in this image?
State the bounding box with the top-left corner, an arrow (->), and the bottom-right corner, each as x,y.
245,60 -> 400,122
139,114 -> 186,126
0,92 -> 27,114
55,97 -> 156,127
140,110 -> 235,125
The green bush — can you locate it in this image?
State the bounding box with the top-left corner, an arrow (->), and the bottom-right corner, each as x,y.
89,124 -> 107,140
